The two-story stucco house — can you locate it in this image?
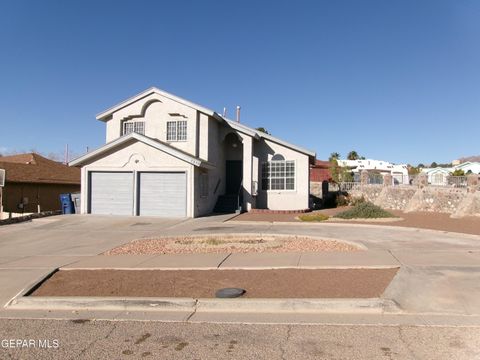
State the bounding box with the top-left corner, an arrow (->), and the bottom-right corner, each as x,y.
70,87 -> 315,217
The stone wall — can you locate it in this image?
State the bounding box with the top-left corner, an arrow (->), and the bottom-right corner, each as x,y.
310,181 -> 322,198
375,187 -> 418,211
343,173 -> 480,218
348,185 -> 384,204
404,187 -> 466,213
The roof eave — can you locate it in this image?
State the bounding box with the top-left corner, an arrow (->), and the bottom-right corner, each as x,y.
96,87 -> 216,121
214,113 -> 315,159
69,133 -> 213,169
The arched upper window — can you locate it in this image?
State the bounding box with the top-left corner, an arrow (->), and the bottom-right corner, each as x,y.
262,154 -> 295,191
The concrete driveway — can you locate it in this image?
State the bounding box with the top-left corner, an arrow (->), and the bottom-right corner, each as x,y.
0,214 -> 480,322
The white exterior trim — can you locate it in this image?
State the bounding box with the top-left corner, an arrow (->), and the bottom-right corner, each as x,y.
97,87 -> 216,121
70,133 -> 214,169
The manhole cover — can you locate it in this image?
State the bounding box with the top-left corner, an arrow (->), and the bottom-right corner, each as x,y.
215,288 -> 246,298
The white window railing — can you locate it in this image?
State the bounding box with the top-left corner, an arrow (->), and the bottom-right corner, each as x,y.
123,121 -> 145,135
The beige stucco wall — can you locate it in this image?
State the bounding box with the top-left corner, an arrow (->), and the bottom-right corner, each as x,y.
253,138 -> 310,210
105,93 -> 202,156
92,90 -> 312,215
79,141 -> 194,217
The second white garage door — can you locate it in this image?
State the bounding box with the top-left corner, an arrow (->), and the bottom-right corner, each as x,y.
137,172 -> 187,217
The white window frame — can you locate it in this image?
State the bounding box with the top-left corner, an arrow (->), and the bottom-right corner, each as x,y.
122,120 -> 145,136
166,120 -> 187,142
261,160 -> 296,191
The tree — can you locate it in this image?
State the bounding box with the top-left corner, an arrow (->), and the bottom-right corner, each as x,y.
451,169 -> 465,176
347,151 -> 359,160
255,127 -> 270,135
430,162 -> 438,168
329,152 -> 340,162
408,165 -> 420,175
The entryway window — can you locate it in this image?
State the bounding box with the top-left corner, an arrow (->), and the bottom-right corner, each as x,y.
262,159 -> 295,190
167,120 -> 187,141
122,121 -> 145,135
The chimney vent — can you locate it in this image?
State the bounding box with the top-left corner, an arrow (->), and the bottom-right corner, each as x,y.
236,106 -> 241,123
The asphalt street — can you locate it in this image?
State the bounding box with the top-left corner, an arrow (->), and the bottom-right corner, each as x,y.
1,319 -> 479,360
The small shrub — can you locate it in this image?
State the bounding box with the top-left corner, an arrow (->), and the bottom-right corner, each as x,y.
334,202 -> 395,219
336,193 -> 349,207
298,213 -> 330,222
349,196 -> 366,206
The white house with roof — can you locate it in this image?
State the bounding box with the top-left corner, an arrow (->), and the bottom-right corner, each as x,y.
454,162 -> 480,174
70,87 -> 315,217
421,162 -> 480,186
337,159 -> 409,184
421,167 -> 451,186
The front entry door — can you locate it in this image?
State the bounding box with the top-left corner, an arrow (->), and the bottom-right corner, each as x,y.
225,160 -> 243,194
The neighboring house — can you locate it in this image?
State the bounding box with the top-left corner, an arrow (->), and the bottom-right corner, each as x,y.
337,159 -> 409,184
69,87 -> 315,217
0,153 -> 80,214
421,162 -> 480,186
453,162 -> 480,174
421,167 -> 451,186
310,160 -> 332,182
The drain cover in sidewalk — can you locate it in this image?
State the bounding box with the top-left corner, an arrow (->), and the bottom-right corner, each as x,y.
215,288 -> 246,298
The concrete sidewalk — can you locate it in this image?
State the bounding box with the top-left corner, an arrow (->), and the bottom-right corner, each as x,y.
59,250 -> 400,270
1,215 -> 480,326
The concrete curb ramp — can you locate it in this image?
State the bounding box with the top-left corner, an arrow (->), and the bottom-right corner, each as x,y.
7,296 -> 400,314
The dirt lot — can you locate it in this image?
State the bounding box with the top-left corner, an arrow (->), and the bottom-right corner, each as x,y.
233,209 -> 480,235
31,268 -> 398,298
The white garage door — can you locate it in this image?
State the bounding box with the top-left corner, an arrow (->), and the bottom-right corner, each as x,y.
138,172 -> 186,217
89,172 -> 133,215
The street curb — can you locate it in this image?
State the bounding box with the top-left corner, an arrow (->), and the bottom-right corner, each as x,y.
6,296 -> 400,314
229,220 -> 480,240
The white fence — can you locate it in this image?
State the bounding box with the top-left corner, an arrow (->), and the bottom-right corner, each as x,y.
330,175 -> 476,191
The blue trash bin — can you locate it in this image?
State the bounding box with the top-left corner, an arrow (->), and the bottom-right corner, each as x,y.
59,193 -> 74,214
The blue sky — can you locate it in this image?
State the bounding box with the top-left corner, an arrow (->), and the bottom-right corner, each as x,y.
0,0 -> 479,165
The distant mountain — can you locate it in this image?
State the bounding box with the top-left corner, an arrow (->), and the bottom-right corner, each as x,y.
458,155 -> 480,162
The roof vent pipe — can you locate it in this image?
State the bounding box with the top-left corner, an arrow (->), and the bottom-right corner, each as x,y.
236,106 -> 241,123
223,107 -> 227,117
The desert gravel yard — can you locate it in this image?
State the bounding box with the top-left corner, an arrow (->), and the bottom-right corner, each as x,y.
31,268 -> 398,298
104,234 -> 361,255
233,209 -> 480,235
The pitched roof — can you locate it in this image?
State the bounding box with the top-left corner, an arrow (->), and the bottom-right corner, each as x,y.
96,87 -> 216,121
0,153 -> 80,185
69,133 -> 215,169
96,87 -> 316,159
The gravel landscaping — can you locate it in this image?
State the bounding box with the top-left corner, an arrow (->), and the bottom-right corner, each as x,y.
104,234 -> 361,255
31,268 -> 398,298
234,209 -> 480,235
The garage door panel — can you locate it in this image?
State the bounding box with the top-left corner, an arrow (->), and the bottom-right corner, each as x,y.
90,172 -> 133,215
138,172 -> 186,217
